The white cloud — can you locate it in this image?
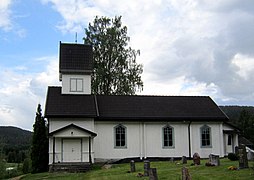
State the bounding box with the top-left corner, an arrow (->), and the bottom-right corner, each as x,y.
42,0 -> 254,105
232,54 -> 254,81
41,0 -> 103,33
0,56 -> 59,130
0,0 -> 12,30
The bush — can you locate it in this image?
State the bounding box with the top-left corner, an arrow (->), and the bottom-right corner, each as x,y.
0,159 -> 6,179
6,168 -> 18,179
23,158 -> 31,174
228,153 -> 239,161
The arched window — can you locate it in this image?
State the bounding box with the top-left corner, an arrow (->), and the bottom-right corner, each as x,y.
200,125 -> 212,147
163,125 -> 174,148
114,124 -> 127,148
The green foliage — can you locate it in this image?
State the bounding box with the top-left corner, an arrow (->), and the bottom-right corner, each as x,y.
220,106 -> 254,144
239,109 -> 254,144
0,157 -> 6,179
84,15 -> 143,95
31,104 -> 48,173
227,153 -> 239,161
23,158 -> 31,174
6,168 -> 19,179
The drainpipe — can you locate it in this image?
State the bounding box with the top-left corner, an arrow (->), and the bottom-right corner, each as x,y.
53,137 -> 55,164
188,121 -> 192,159
89,136 -> 92,164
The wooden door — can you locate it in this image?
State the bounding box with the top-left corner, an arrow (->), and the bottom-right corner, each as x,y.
62,139 -> 82,162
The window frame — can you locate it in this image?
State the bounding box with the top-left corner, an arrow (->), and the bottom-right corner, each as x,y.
162,125 -> 175,149
114,124 -> 127,149
70,78 -> 83,92
200,125 -> 212,148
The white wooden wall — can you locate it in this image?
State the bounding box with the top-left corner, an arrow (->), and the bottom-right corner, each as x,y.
48,118 -> 94,133
93,121 -> 232,160
61,74 -> 91,94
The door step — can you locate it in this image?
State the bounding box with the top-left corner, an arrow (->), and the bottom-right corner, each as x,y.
49,162 -> 91,173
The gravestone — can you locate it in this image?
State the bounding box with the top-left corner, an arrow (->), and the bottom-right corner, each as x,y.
209,154 -> 220,166
238,145 -> 248,169
193,153 -> 200,165
149,168 -> 158,180
130,160 -> 136,172
247,150 -> 254,161
235,146 -> 239,155
182,156 -> 187,164
182,167 -> 191,180
170,157 -> 174,163
144,160 -> 150,176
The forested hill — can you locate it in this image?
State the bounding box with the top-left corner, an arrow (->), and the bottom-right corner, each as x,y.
219,106 -> 254,123
219,106 -> 254,145
0,126 -> 32,150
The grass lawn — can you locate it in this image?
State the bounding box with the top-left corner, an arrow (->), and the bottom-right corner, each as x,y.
21,159 -> 254,180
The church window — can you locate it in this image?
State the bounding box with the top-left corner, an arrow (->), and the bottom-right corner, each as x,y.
163,125 -> 174,148
114,124 -> 127,148
200,125 -> 212,147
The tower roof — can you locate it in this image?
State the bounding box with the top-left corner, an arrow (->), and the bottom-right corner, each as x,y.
59,42 -> 93,74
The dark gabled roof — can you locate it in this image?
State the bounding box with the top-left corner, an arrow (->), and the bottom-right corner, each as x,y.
49,123 -> 97,137
59,42 -> 93,74
45,86 -> 228,121
223,122 -> 241,132
96,95 -> 228,121
238,136 -> 254,146
45,87 -> 97,118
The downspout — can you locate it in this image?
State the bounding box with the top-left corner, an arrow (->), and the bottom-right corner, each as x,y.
89,136 -> 92,164
188,121 -> 192,159
53,137 -> 55,164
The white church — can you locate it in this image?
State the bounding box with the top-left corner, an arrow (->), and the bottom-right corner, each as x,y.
45,42 -> 239,170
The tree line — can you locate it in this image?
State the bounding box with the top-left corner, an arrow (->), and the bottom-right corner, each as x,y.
220,106 -> 254,145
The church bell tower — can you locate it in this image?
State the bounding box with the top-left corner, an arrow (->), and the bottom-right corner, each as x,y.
59,42 -> 93,95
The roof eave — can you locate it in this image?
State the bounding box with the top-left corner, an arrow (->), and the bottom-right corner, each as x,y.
95,116 -> 228,121
45,114 -> 97,118
59,69 -> 93,74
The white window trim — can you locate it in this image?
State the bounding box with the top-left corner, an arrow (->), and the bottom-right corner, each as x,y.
70,78 -> 83,92
200,125 -> 212,148
162,125 -> 175,149
114,124 -> 127,149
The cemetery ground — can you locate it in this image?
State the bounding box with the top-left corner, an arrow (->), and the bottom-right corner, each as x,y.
20,158 -> 253,180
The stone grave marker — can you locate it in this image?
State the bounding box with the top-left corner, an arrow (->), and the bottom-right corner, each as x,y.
144,160 -> 150,176
238,145 -> 248,169
235,146 -> 239,154
193,152 -> 200,165
182,167 -> 191,180
182,156 -> 187,164
149,168 -> 158,180
130,160 -> 135,172
209,154 -> 220,166
247,150 -> 254,161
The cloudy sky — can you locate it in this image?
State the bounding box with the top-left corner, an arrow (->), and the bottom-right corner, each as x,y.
1,0 -> 254,131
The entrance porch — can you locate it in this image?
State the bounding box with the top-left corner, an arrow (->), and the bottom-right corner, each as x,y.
49,123 -> 97,171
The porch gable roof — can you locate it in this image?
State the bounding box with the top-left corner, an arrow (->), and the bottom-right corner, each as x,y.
49,123 -> 97,137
